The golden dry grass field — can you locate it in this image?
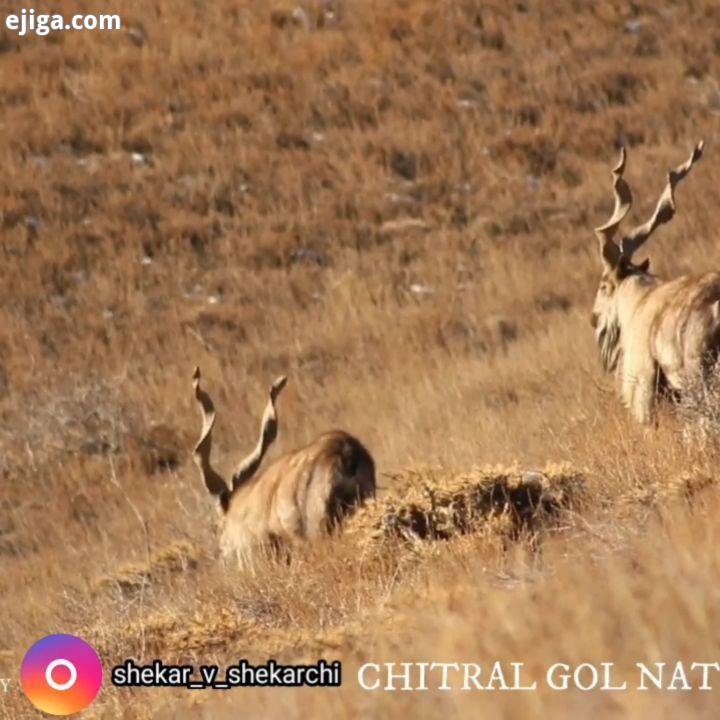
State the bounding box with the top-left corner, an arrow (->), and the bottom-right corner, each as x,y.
2,0 -> 720,717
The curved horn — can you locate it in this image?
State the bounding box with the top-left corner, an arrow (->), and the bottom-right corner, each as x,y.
620,141 -> 704,259
594,147 -> 632,268
192,367 -> 230,510
231,375 -> 288,489
595,147 -> 632,242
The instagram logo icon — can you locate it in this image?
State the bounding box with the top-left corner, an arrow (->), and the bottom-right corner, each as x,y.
21,634 -> 103,715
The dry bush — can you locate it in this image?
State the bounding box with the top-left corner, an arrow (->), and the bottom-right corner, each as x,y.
676,369 -> 720,446
94,540 -> 200,593
348,465 -> 583,545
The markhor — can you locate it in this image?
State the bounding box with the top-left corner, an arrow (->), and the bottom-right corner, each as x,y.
358,662 -> 537,691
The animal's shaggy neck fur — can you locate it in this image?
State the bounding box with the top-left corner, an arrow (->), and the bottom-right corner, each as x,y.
596,317 -> 621,373
596,270 -> 658,374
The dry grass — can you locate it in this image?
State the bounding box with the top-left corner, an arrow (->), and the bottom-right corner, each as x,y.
346,465 -> 583,545
2,0 -> 720,717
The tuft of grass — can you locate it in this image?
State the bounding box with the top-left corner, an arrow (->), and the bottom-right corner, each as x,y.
677,369 -> 720,446
94,540 -> 201,593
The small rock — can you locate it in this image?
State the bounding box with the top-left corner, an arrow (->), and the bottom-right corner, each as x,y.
410,283 -> 434,296
380,218 -> 430,234
624,19 -> 643,33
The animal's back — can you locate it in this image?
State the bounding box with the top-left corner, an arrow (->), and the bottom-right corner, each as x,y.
648,272 -> 720,387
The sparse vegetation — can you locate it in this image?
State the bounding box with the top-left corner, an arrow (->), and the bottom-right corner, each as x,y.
2,1 -> 720,718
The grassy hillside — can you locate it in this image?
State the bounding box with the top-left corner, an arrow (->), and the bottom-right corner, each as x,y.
2,1 -> 720,717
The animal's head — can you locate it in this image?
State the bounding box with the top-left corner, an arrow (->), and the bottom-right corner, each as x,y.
591,141 -> 704,372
